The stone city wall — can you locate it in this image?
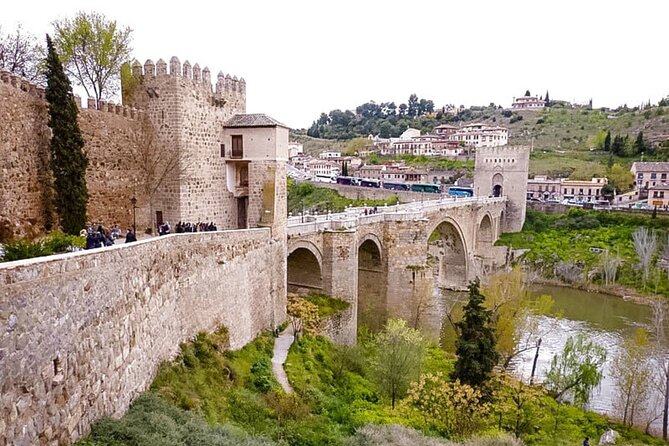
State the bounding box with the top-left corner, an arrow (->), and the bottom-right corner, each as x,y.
0,229 -> 286,445
306,181 -> 441,204
0,72 -> 148,241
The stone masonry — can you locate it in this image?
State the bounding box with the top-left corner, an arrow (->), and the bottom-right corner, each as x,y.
0,229 -> 286,445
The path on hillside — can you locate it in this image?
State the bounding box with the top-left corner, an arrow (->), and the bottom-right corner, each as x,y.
272,324 -> 294,393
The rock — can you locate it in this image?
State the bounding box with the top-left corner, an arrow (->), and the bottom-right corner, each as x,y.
599,429 -> 619,445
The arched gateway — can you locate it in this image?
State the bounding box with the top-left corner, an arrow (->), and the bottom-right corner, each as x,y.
357,236 -> 386,331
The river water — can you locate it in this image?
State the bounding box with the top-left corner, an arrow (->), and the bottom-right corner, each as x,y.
429,285 -> 667,435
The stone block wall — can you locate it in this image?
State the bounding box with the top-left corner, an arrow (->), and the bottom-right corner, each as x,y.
0,229 -> 286,445
307,182 -> 436,204
0,73 -> 150,240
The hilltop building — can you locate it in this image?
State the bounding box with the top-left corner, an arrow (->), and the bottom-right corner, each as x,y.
511,93 -> 546,110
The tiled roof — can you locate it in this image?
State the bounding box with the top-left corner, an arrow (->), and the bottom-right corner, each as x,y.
224,113 -> 289,128
631,161 -> 669,171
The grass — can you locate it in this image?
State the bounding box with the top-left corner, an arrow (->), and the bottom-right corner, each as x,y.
303,292 -> 350,317
497,208 -> 669,296
288,179 -> 398,214
77,326 -> 663,446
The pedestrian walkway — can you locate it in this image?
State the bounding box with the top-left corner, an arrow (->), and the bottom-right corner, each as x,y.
271,324 -> 294,393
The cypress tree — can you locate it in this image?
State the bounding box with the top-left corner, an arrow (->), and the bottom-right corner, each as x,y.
604,130 -> 611,152
453,279 -> 499,386
44,34 -> 88,234
545,90 -> 550,106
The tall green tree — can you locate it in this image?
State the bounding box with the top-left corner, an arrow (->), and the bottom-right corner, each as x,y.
634,131 -> 646,155
373,319 -> 425,409
45,34 -> 88,234
52,11 -> 132,105
604,130 -> 611,152
544,90 -> 550,106
453,279 -> 499,386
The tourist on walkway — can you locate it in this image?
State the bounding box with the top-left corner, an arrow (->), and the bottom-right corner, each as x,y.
125,228 -> 137,243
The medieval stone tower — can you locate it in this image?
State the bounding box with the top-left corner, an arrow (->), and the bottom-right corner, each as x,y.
124,57 -> 287,238
473,145 -> 530,232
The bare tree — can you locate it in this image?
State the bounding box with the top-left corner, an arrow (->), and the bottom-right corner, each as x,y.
650,299 -> 669,440
0,24 -> 44,82
611,329 -> 653,427
131,115 -> 190,233
632,227 -> 657,289
601,250 -> 622,286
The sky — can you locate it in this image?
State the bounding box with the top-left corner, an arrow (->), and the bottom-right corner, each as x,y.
2,1 -> 668,129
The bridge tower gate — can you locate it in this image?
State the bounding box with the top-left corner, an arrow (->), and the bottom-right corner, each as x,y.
473,146 -> 530,232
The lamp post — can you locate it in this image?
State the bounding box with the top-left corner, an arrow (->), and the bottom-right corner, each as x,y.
130,196 -> 137,233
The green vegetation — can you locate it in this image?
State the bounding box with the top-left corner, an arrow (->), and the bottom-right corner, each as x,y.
45,34 -> 89,234
497,208 -> 669,296
453,280 -> 498,387
287,180 -> 398,215
78,322 -> 662,446
0,231 -> 85,262
302,293 -> 350,317
52,11 -> 132,104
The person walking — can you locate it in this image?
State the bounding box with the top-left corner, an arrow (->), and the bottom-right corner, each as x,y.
583,437 -> 589,446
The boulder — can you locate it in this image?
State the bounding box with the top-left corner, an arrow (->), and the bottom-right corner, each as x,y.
598,429 -> 619,445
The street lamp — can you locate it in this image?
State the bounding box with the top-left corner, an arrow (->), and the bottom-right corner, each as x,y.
130,195 -> 137,233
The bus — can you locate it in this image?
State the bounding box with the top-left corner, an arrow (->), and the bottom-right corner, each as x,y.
447,186 -> 474,197
382,181 -> 410,191
336,176 -> 359,186
359,178 -> 381,188
411,183 -> 441,193
314,174 -> 336,183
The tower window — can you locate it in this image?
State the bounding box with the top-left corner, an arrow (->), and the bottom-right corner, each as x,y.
231,135 -> 243,158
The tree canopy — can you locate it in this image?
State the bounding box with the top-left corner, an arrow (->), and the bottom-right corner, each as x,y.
52,11 -> 132,105
0,24 -> 44,82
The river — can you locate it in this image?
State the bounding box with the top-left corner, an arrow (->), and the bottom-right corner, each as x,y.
430,284 -> 668,435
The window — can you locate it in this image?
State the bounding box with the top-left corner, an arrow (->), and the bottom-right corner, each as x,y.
662,174 -> 667,180
661,191 -> 666,198
651,173 -> 657,179
638,173 -> 644,179
220,143 -> 225,157
231,135 -> 243,158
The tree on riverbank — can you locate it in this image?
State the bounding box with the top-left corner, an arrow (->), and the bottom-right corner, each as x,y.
453,279 -> 499,386
633,227 -> 658,290
545,334 -> 606,406
611,328 -> 653,427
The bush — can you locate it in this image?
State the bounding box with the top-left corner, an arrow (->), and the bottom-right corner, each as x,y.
1,239 -> 50,262
79,393 -> 277,446
509,115 -> 523,124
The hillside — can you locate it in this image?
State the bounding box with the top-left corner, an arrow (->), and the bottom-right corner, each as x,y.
293,103 -> 669,178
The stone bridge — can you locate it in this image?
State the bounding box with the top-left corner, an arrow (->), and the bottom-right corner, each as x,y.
286,196 -> 508,339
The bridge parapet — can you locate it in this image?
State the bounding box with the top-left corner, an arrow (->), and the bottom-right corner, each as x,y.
287,196 -> 506,235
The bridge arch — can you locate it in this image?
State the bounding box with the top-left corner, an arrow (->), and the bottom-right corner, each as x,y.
477,213 -> 494,254
357,233 -> 387,331
287,241 -> 323,293
428,218 -> 469,289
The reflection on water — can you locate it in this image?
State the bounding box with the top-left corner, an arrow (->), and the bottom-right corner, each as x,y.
425,284 -> 667,434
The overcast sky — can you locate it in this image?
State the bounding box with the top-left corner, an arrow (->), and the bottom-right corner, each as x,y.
3,1 -> 668,129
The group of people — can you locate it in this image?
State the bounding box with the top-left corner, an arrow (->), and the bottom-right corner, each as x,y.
175,221 -> 218,233
363,206 -> 379,215
82,225 -> 137,249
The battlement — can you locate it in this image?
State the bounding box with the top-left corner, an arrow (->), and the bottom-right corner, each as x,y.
77,96 -> 144,120
475,145 -> 530,154
130,57 -> 246,97
0,69 -> 45,99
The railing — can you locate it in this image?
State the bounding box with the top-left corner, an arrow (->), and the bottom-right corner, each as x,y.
287,196 -> 506,235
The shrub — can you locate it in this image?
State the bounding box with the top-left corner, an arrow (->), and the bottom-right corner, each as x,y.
1,239 -> 50,262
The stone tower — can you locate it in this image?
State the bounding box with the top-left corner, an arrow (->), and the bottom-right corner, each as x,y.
124,57 -> 265,231
473,146 -> 530,232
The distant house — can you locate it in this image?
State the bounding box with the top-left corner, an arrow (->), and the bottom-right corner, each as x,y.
561,177 -> 608,201
511,94 -> 546,110
357,164 -> 385,180
288,141 -> 304,158
319,151 -> 341,160
631,161 -> 669,189
527,176 -> 561,200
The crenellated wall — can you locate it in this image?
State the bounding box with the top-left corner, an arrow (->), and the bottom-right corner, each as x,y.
0,229 -> 286,445
0,55 -> 251,241
0,71 -> 151,240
